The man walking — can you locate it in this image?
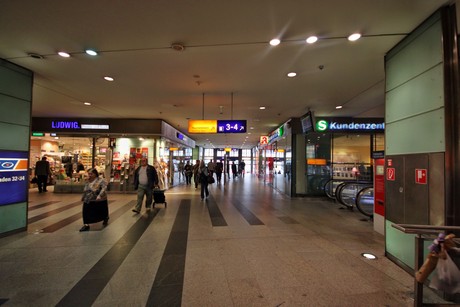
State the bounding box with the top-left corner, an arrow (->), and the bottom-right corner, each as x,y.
133,158 -> 158,213
35,156 -> 51,193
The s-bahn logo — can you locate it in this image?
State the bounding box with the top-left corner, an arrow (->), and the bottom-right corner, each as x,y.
0,159 -> 28,172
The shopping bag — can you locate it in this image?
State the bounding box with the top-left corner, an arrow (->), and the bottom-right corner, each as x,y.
430,253 -> 460,294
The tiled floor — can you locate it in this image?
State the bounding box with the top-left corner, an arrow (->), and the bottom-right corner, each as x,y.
0,175 -> 445,306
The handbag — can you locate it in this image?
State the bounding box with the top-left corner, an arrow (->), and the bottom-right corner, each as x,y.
30,176 -> 38,184
207,175 -> 215,184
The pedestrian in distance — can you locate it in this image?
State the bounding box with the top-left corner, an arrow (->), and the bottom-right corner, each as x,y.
35,156 -> 51,193
184,161 -> 193,185
199,160 -> 210,200
79,168 -> 109,232
231,161 -> 238,179
215,160 -> 223,184
132,157 -> 159,213
193,159 -> 201,189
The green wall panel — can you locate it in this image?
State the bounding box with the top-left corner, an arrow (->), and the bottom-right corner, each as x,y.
386,108 -> 445,155
386,15 -> 442,91
385,220 -> 415,268
0,122 -> 30,151
386,64 -> 444,124
0,94 -> 31,126
0,64 -> 33,101
0,203 -> 27,232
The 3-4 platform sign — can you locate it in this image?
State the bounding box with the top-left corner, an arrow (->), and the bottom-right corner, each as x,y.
217,120 -> 246,133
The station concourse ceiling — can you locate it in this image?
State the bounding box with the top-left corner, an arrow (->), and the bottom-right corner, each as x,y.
0,0 -> 450,148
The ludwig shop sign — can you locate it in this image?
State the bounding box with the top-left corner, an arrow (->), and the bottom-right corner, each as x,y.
315,117 -> 384,133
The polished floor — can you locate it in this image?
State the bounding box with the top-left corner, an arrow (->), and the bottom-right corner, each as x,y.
0,175 -> 442,306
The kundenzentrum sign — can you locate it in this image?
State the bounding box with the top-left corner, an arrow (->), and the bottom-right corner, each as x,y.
315,117 -> 384,133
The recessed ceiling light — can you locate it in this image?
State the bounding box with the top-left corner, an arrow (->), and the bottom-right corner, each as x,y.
104,76 -> 114,81
259,106 -> 266,110
58,51 -> 70,58
85,49 -> 98,56
348,33 -> 362,41
306,36 -> 318,44
336,105 -> 343,109
84,102 -> 91,106
28,53 -> 44,59
287,72 -> 297,78
269,38 -> 281,46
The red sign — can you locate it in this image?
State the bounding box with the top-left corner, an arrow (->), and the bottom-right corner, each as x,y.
386,167 -> 395,181
374,159 -> 385,216
260,136 -> 268,145
387,159 -> 392,167
415,169 -> 427,184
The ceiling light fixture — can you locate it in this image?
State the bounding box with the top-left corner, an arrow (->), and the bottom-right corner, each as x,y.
259,106 -> 266,110
336,105 -> 343,109
28,53 -> 44,59
58,51 -> 70,58
171,43 -> 185,51
287,72 -> 297,78
84,102 -> 91,106
348,33 -> 362,41
85,49 -> 98,56
104,76 -> 114,81
269,38 -> 281,46
306,36 -> 318,44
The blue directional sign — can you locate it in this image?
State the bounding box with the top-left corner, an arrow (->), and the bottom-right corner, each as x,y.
217,120 -> 247,133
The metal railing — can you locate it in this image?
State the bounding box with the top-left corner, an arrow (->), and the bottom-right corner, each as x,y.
391,224 -> 460,307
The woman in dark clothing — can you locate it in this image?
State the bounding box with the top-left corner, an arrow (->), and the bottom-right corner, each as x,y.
79,168 -> 108,232
199,160 -> 209,200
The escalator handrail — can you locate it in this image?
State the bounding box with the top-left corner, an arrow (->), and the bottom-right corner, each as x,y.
355,186 -> 374,218
336,181 -> 373,208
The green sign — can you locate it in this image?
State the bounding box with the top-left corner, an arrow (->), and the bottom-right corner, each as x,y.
316,120 -> 328,131
32,132 -> 44,136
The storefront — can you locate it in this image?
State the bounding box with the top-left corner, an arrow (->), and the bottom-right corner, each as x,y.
259,119 -> 294,195
298,116 -> 385,196
31,118 -> 195,193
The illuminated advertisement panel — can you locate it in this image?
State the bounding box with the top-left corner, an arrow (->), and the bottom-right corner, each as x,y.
188,120 -> 218,133
0,150 -> 28,206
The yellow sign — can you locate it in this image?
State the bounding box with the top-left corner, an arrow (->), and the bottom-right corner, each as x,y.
307,158 -> 327,165
224,148 -> 231,152
188,120 -> 217,133
169,147 -> 179,151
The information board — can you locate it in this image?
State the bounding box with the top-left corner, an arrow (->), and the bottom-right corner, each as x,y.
0,151 -> 28,206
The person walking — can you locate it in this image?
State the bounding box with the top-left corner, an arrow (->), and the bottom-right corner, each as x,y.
192,159 -> 201,189
207,159 -> 216,176
239,160 -> 246,177
35,156 -> 51,193
79,168 -> 108,232
177,160 -> 185,182
215,160 -> 223,184
199,160 -> 209,200
184,161 -> 193,185
132,157 -> 159,213
231,161 -> 238,179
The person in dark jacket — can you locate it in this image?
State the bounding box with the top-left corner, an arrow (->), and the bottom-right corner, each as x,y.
132,157 -> 159,213
35,156 -> 51,193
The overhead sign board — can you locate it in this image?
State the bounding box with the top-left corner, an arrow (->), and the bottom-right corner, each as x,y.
188,120 -> 217,133
315,117 -> 384,133
188,119 -> 247,134
217,120 -> 246,133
